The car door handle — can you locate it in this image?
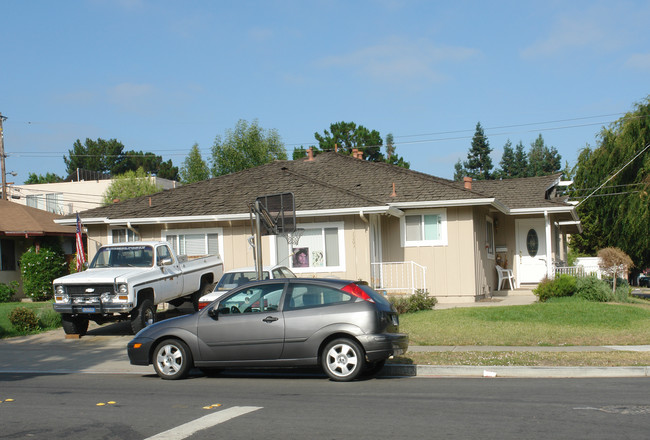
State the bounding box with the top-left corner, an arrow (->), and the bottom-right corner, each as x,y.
263,316 -> 279,323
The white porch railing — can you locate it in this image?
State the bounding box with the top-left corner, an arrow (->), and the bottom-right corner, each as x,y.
552,265 -> 601,279
370,261 -> 427,295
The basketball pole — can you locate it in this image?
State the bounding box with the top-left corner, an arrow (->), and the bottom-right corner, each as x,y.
254,200 -> 264,280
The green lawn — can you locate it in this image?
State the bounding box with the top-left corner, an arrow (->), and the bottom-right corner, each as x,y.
400,297 -> 650,346
0,301 -> 60,338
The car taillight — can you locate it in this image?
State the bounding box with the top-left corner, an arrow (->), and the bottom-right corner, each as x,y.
342,283 -> 375,303
198,302 -> 210,310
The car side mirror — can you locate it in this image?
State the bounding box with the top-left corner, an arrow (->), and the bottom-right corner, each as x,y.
207,307 -> 219,319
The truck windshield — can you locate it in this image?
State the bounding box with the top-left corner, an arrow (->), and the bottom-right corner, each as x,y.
89,246 -> 154,268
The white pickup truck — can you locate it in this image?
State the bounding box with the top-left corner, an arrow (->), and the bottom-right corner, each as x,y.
53,241 -> 223,335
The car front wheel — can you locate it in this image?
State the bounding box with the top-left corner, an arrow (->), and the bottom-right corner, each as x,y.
321,338 -> 365,382
153,339 -> 193,380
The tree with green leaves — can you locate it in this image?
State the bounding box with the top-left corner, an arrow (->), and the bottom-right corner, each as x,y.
180,144 -> 210,184
570,96 -> 650,271
24,172 -> 64,184
496,140 -> 529,179
114,150 -> 179,181
63,138 -> 179,180
462,122 -> 493,180
101,168 -> 163,205
314,121 -> 383,162
64,138 -> 124,175
528,134 -> 562,176
210,119 -> 287,176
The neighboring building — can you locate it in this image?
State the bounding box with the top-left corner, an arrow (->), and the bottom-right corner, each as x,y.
55,152 -> 580,304
0,200 -> 77,296
7,169 -> 179,215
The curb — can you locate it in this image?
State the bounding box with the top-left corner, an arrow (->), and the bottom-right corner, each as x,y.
384,364 -> 650,378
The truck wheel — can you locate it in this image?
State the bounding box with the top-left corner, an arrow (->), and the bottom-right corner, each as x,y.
61,314 -> 89,335
130,299 -> 156,334
192,282 -> 212,312
153,339 -> 193,380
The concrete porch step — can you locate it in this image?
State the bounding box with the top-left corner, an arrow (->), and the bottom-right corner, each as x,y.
493,288 -> 536,297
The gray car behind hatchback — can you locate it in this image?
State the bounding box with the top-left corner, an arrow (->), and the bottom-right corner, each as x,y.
127,278 -> 408,381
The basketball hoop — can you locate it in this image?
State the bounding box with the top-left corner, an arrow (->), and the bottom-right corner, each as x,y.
280,228 -> 305,246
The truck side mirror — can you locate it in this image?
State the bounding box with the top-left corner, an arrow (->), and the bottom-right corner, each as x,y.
160,258 -> 173,266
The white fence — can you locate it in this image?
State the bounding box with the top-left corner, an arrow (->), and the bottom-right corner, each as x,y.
370,261 -> 427,295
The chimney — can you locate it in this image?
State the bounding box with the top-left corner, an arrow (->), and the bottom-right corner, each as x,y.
335,143 -> 338,153
306,146 -> 314,161
463,177 -> 472,190
352,148 -> 358,159
357,150 -> 363,160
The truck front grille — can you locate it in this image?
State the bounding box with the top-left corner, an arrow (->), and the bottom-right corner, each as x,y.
66,284 -> 114,297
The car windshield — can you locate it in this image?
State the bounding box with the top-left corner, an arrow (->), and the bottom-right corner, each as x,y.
216,271 -> 270,290
89,245 -> 154,268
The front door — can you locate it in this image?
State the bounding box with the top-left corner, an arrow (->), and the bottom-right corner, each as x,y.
516,219 -> 547,284
197,282 -> 285,361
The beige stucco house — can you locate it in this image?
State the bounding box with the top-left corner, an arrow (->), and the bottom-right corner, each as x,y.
55,152 -> 580,304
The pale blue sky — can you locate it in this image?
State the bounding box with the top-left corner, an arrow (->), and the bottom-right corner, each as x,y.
2,0 -> 649,184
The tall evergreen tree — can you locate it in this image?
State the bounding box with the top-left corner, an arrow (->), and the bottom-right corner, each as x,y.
464,122 -> 493,180
314,121 -> 383,162
497,139 -> 516,179
528,134 -> 562,176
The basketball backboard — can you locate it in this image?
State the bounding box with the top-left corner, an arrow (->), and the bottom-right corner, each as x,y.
254,192 -> 296,235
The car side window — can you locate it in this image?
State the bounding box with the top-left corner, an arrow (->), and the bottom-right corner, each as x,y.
217,283 -> 284,315
286,284 -> 354,310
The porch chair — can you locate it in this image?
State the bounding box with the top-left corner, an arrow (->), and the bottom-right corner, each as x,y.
495,265 -> 515,290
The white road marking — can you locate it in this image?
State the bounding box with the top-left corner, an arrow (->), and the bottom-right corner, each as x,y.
144,406 -> 263,440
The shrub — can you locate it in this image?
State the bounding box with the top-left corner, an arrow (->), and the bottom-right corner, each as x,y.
533,275 -> 577,302
0,281 -> 19,303
389,290 -> 437,314
37,307 -> 62,329
9,307 -> 39,332
613,284 -> 632,303
20,246 -> 67,301
574,276 -> 612,302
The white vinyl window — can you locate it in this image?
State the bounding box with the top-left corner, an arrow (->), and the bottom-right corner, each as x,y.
110,228 -> 139,243
401,209 -> 448,247
272,222 -> 345,273
162,228 -> 223,258
486,216 -> 495,259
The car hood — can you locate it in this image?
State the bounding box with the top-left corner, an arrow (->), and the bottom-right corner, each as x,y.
133,312 -> 198,339
53,268 -> 151,284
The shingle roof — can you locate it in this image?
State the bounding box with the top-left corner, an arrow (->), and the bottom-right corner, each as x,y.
0,200 -> 77,236
66,152 -> 573,221
469,174 -> 568,209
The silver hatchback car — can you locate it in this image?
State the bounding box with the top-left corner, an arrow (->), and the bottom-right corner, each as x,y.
127,278 -> 408,381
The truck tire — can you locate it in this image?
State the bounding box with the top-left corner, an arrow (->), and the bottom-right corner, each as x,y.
130,299 -> 156,334
192,282 -> 212,312
61,314 -> 89,335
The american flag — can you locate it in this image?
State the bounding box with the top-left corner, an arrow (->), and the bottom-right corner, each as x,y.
76,214 -> 86,271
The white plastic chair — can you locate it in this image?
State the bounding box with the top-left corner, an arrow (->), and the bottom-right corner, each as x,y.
495,265 -> 515,290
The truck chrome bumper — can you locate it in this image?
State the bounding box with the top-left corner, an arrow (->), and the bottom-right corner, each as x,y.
53,303 -> 134,314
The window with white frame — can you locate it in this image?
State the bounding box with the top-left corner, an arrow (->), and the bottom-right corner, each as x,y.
486,216 -> 495,259
401,210 -> 447,247
26,194 -> 45,210
162,229 -> 222,258
273,222 -> 345,273
111,228 -> 139,243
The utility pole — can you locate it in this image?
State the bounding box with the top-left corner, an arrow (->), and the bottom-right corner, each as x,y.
0,113 -> 7,200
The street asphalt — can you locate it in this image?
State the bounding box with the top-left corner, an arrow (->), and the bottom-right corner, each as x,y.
2,291 -> 650,379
